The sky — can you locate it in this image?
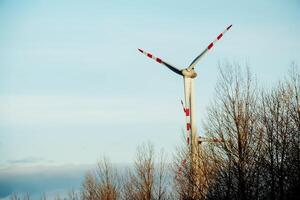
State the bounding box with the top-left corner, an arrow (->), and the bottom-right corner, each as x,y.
0,0 -> 300,172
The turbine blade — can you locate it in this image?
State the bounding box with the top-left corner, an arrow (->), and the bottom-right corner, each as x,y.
181,100 -> 190,145
187,24 -> 232,70
183,77 -> 192,146
138,48 -> 183,75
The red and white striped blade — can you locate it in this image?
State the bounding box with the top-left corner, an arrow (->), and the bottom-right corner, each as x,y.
181,100 -> 190,145
187,24 -> 232,70
138,48 -> 183,75
183,77 -> 192,146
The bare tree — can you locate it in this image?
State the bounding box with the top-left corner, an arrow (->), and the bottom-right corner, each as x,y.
68,189 -> 79,200
285,63 -> 300,199
121,143 -> 170,200
260,64 -> 300,200
96,158 -> 119,200
23,193 -> 30,200
122,143 -> 154,200
261,84 -> 292,199
257,63 -> 300,200
82,171 -> 99,200
203,64 -> 263,200
81,158 -> 119,200
54,194 -> 61,200
10,193 -> 20,200
153,150 -> 169,200
40,192 -> 47,200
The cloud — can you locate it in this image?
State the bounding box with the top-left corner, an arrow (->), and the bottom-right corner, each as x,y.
7,157 -> 52,165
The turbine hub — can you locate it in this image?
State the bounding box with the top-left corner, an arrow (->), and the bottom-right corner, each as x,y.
182,69 -> 197,78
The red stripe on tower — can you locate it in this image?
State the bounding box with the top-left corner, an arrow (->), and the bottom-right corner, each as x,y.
217,33 -> 223,40
208,43 -> 214,49
147,53 -> 152,58
187,137 -> 190,144
156,58 -> 162,63
184,108 -> 190,116
186,123 -> 191,131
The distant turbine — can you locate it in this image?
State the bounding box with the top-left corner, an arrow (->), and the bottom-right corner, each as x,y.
138,24 -> 232,155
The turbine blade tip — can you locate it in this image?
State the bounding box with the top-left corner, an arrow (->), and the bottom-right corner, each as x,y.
227,24 -> 232,30
138,48 -> 143,53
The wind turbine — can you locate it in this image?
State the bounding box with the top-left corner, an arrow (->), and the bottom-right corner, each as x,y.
138,25 -> 232,152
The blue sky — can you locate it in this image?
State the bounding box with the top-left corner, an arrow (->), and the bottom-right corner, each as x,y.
0,0 -> 299,169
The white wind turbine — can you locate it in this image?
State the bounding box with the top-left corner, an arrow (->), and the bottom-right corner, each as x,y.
138,25 -> 232,152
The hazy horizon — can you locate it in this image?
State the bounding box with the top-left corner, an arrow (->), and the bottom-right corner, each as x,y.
0,164 -> 91,199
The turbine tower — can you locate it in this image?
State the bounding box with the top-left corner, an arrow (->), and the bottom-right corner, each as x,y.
138,24 -> 232,165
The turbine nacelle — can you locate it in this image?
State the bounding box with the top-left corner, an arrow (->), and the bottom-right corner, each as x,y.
181,69 -> 197,78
